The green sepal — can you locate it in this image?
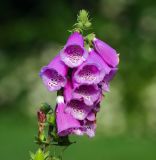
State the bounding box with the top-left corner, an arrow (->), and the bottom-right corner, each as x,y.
85,33 -> 96,48
39,132 -> 47,143
47,113 -> 55,125
85,33 -> 95,43
84,41 -> 90,51
50,130 -> 59,142
40,103 -> 51,114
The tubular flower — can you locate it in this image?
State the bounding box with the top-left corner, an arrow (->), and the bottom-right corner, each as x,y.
93,38 -> 119,67
40,54 -> 68,92
73,49 -> 111,84
56,96 -> 81,136
65,99 -> 92,120
73,83 -> 101,106
60,32 -> 88,68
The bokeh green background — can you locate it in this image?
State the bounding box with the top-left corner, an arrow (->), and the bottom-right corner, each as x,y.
0,0 -> 156,159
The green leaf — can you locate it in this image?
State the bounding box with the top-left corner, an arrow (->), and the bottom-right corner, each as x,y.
34,149 -> 45,160
85,33 -> 95,42
44,151 -> 50,159
29,151 -> 35,160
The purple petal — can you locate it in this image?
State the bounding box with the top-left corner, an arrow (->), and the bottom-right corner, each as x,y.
64,79 -> 73,102
74,50 -> 110,84
66,32 -> 84,47
65,99 -> 92,120
93,38 -> 119,67
87,111 -> 96,121
56,98 -> 81,137
73,84 -> 100,106
104,68 -> 118,82
72,128 -> 84,136
60,32 -> 88,68
93,103 -> 101,112
101,81 -> 110,92
100,68 -> 118,92
40,54 -> 68,91
84,120 -> 96,138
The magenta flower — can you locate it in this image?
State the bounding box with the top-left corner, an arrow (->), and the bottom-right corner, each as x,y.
93,38 -> 119,67
40,54 -> 68,92
56,96 -> 81,137
65,99 -> 92,120
73,49 -> 111,84
73,83 -> 101,106
60,32 -> 88,68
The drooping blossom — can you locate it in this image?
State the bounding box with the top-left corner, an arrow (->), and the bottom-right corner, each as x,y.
72,83 -> 101,106
65,99 -> 92,120
93,38 -> 119,67
40,54 -> 68,91
56,96 -> 82,136
60,32 -> 88,68
73,49 -> 111,84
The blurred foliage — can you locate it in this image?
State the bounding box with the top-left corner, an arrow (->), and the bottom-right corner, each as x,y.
0,0 -> 156,159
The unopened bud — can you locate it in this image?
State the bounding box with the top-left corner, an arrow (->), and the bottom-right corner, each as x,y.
37,110 -> 46,123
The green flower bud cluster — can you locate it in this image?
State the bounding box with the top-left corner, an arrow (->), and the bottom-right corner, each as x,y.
72,9 -> 92,33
